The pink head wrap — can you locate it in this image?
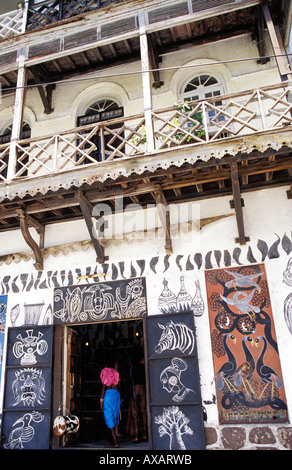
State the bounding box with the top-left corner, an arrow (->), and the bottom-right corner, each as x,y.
100,367 -> 119,386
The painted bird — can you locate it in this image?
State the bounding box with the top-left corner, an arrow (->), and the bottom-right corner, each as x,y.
4,411 -> 44,449
225,271 -> 263,292
217,333 -> 237,393
255,336 -> 282,399
233,336 -> 255,396
220,290 -> 260,321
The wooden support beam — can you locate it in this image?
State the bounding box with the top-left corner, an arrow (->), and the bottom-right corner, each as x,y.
256,5 -> 268,64
139,13 -> 155,153
76,190 -> 105,264
148,34 -> 164,89
262,4 -> 288,81
8,54 -> 27,181
154,188 -> 172,254
230,163 -> 249,245
17,209 -> 44,271
265,155 -> 275,181
30,65 -> 55,114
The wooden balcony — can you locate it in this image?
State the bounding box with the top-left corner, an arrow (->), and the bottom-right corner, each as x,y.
0,81 -> 291,267
1,82 -> 292,186
0,8 -> 24,39
26,0 -> 113,30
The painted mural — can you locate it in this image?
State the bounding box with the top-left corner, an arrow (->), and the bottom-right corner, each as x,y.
158,276 -> 204,316
0,232 -> 289,296
2,326 -> 53,449
283,256 -> 292,335
0,295 -> 7,389
205,264 -> 288,424
147,312 -> 206,450
53,277 -> 147,324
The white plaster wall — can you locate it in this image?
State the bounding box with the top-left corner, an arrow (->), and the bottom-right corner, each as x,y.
1,185 -> 292,429
0,33 -> 282,140
0,29 -> 291,437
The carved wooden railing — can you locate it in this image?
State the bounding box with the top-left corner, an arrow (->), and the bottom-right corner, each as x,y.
0,9 -> 24,39
152,84 -> 292,149
0,83 -> 291,182
26,0 -> 114,30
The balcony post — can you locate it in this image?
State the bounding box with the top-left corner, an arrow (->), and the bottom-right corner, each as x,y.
262,4 -> 288,82
7,53 -> 27,181
21,1 -> 29,33
256,89 -> 267,130
139,13 -> 155,153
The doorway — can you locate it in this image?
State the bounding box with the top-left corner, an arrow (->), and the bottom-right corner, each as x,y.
64,319 -> 148,448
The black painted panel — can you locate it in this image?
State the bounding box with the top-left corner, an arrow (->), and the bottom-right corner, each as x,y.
1,326 -> 53,450
53,277 -> 147,324
146,311 -> 205,450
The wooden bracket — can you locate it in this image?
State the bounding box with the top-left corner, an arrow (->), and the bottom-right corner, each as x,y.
154,188 -> 172,254
76,190 -> 106,264
17,209 -> 44,271
230,163 -> 249,245
30,65 -> 55,114
229,198 -> 245,209
286,183 -> 292,199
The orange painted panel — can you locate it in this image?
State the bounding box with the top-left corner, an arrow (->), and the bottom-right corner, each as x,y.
205,264 -> 288,424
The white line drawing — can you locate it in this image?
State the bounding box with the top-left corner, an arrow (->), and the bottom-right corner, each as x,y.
54,278 -> 147,323
176,276 -> 192,311
13,330 -> 48,365
4,411 -> 44,449
154,406 -> 193,450
283,257 -> 292,287
12,368 -> 46,407
160,358 -> 195,402
10,304 -> 20,327
158,277 -> 204,316
154,320 -> 195,355
191,280 -> 205,317
24,302 -> 45,325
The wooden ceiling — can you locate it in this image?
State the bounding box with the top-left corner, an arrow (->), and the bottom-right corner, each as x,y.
0,147 -> 291,232
0,2 -> 279,91
0,0 -> 289,262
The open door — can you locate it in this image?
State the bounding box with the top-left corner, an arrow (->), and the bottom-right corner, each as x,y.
61,319 -> 147,448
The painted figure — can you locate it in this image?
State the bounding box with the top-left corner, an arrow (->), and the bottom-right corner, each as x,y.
160,357 -> 195,402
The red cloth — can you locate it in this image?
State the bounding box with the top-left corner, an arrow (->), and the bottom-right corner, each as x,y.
100,367 -> 119,386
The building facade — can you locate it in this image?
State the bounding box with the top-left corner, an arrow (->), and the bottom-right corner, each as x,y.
0,0 -> 291,450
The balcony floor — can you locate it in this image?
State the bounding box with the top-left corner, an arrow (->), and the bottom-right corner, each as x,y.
0,126 -> 291,233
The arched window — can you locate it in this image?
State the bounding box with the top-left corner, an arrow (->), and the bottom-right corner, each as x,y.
0,122 -> 31,144
0,122 -> 31,178
77,99 -> 124,162
78,99 -> 123,126
180,74 -> 226,129
181,74 -> 224,101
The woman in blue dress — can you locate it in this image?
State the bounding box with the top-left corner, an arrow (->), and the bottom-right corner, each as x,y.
100,362 -> 121,447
